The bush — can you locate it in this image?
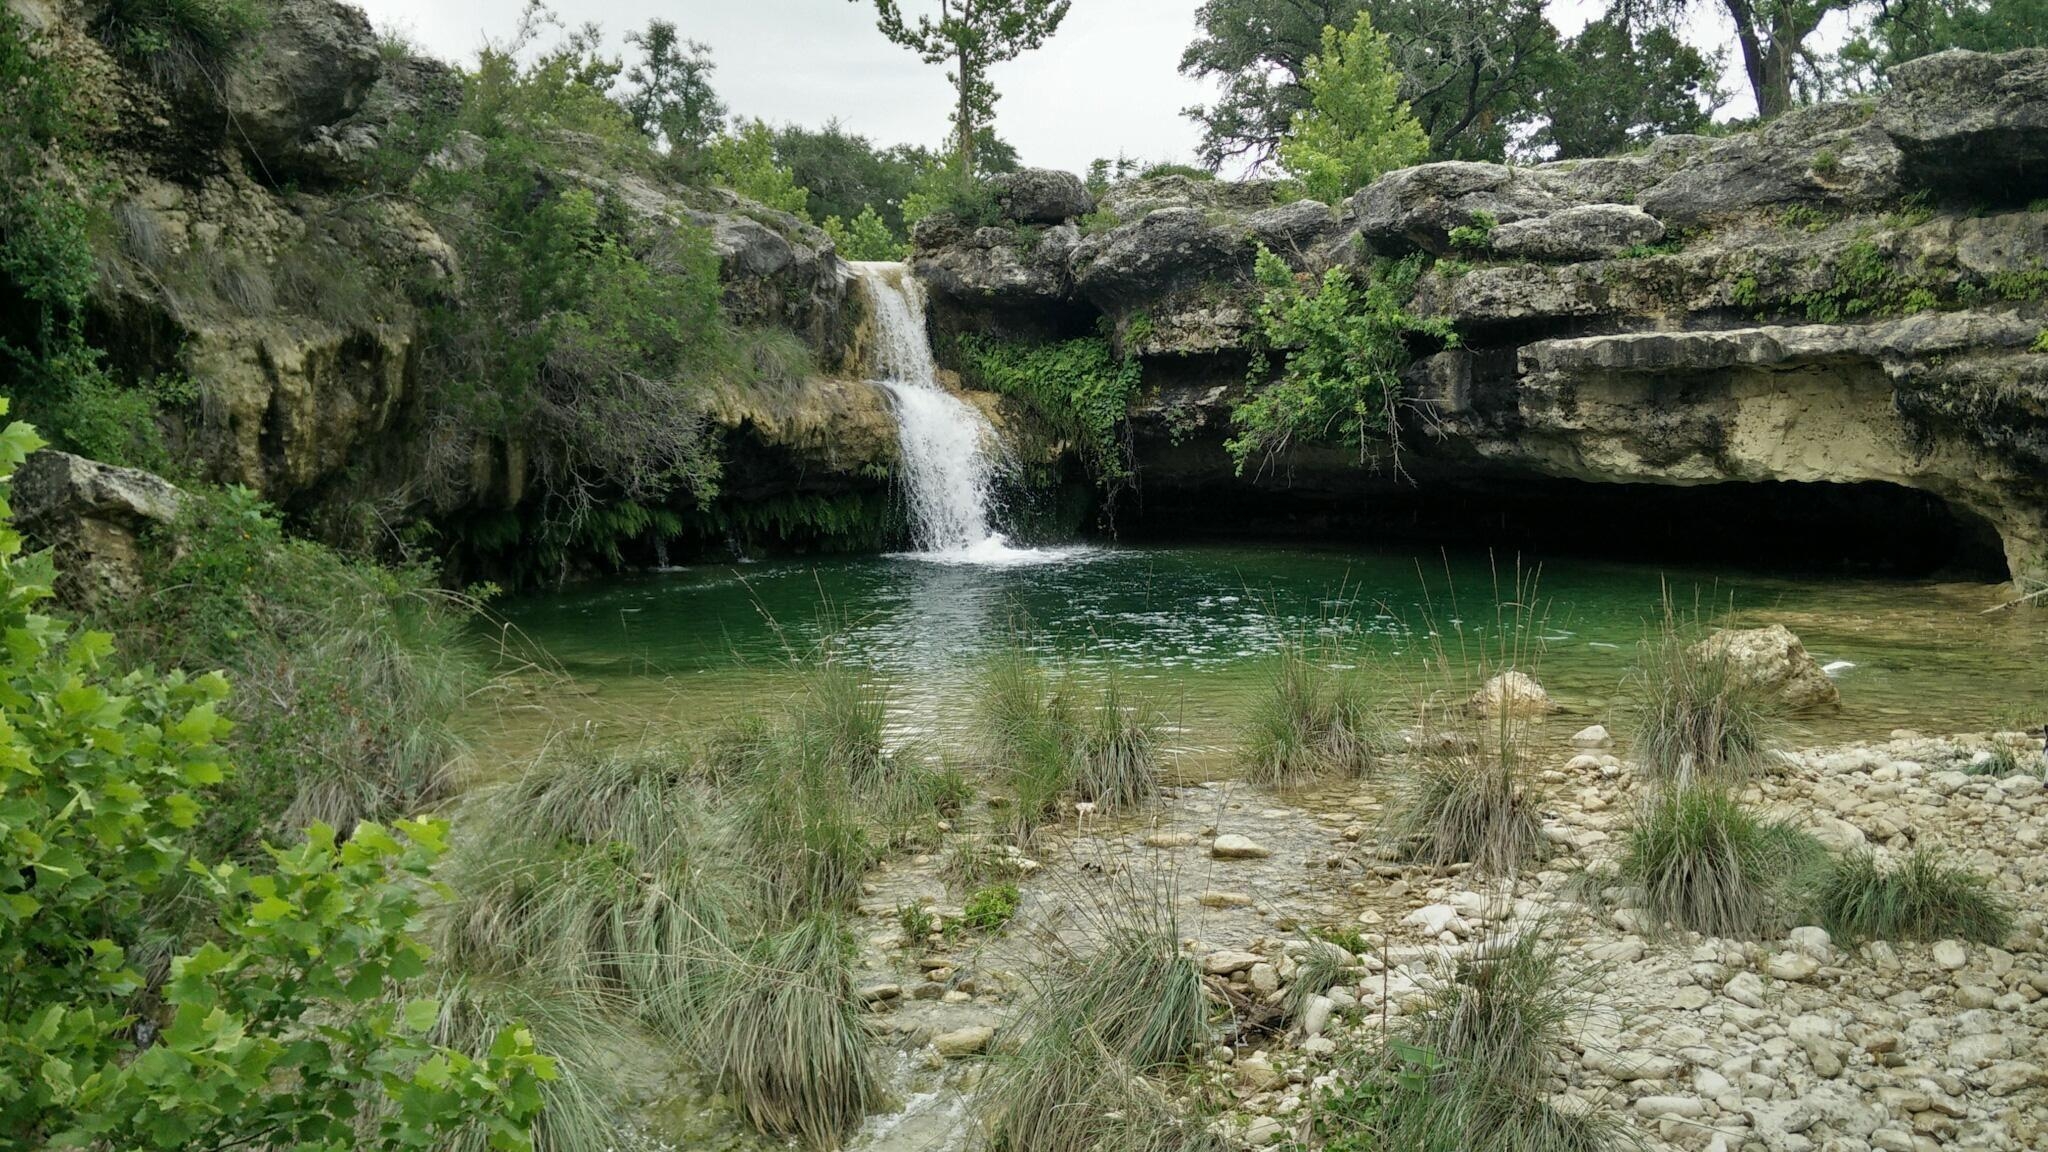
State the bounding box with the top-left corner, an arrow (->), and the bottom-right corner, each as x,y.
963,883 -> 1022,932
94,0 -> 268,75
957,332 -> 1144,493
975,647 -> 1162,837
1627,615 -> 1780,787
0,408 -> 547,1150
1139,162 -> 1214,181
1239,637 -> 1383,787
1229,248 -> 1455,476
98,487 -> 483,862
1811,849 -> 2012,945
1078,677 -> 1163,809
1620,787 -> 1825,939
1306,932 -> 1620,1152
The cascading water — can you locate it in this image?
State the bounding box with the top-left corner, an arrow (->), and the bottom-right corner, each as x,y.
853,261 -> 1048,563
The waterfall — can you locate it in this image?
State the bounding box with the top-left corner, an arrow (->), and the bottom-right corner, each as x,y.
853,261 -> 1025,562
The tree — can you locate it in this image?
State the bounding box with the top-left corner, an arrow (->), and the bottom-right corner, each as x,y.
620,19 -> 725,156
1182,0 -> 1560,166
824,205 -> 907,260
1838,0 -> 2048,86
0,406 -> 551,1149
1534,7 -> 1721,159
704,119 -> 811,217
1278,12 -> 1429,202
1640,0 -> 1853,118
850,0 -> 1072,179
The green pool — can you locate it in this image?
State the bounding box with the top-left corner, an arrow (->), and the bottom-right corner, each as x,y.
481,543 -> 2045,771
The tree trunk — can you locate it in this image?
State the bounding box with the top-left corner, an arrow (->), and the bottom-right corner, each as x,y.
1724,0 -> 1798,119
956,49 -> 977,180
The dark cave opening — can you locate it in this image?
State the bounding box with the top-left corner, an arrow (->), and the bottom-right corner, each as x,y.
1110,474 -> 2010,580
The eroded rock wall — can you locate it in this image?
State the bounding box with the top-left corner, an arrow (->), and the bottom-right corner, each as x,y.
914,49 -> 2048,585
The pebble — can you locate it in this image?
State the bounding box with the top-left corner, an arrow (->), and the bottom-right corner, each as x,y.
1143,831 -> 1200,849
1199,890 -> 1254,908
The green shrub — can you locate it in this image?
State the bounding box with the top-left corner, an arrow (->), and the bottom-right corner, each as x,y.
1305,932 -> 1620,1152
1620,787 -> 1825,939
823,204 -> 907,261
1448,210 -> 1498,252
0,409 -> 546,1150
941,838 -> 1030,891
1139,162 -> 1214,181
1229,247 -> 1456,475
1239,636 -> 1384,787
1811,849 -> 2012,945
897,901 -> 937,944
964,883 -> 1023,932
95,0 -> 268,74
98,487 -> 482,861
958,332 -> 1144,492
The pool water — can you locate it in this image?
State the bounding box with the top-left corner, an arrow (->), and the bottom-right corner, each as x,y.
479,543 -> 2046,772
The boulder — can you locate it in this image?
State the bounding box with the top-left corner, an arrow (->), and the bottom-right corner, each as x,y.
1470,671 -> 1557,717
1352,162 -> 1572,254
912,224 -> 1075,302
225,0 -> 385,181
932,1025 -> 994,1058
14,452 -> 186,611
1211,834 -> 1273,860
1637,104 -> 1904,224
1877,48 -> 2048,199
1490,204 -> 1665,261
1070,206 -> 1252,308
992,168 -> 1094,223
1692,625 -> 1841,710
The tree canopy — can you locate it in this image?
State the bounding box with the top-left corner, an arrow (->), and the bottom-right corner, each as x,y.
1278,12 -> 1430,203
851,0 -> 1072,178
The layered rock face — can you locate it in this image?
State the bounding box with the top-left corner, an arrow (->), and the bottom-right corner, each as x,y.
914,50 -> 2048,585
17,0 -> 880,533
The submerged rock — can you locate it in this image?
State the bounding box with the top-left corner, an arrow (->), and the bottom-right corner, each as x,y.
1471,671 -> 1557,717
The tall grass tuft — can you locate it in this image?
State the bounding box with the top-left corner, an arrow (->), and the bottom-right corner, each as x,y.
1391,719 -> 1546,877
421,976 -> 635,1152
981,883 -> 1215,1152
1620,787 -> 1823,939
976,644 -> 1163,836
1811,849 -> 2012,945
1309,931 -> 1621,1152
1627,603 -> 1781,788
1285,940 -> 1354,1024
701,916 -> 878,1150
1239,637 -> 1384,788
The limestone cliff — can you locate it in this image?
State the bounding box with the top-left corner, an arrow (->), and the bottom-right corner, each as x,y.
913,50 -> 2048,586
8,0 -> 903,568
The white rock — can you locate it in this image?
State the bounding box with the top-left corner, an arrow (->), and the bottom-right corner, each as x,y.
1401,904 -> 1471,937
1571,725 -> 1612,750
1764,952 -> 1820,981
1470,671 -> 1556,717
1302,995 -> 1335,1038
933,1026 -> 994,1057
1786,926 -> 1833,962
1249,963 -> 1280,994
1204,950 -> 1262,975
1932,940 -> 1969,970
1635,1095 -> 1706,1118
1242,1115 -> 1285,1146
1211,834 -> 1272,860
1723,972 -> 1767,1009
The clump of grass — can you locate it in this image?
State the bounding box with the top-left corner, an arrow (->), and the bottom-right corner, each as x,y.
732,728 -> 879,918
1308,931 -> 1621,1152
1627,606 -> 1781,787
941,838 -> 1030,891
962,883 -> 1022,932
431,745 -> 755,1034
896,902 -> 936,945
793,658 -> 888,786
1620,786 -> 1824,939
976,645 -> 1163,837
980,883 -> 1215,1152
701,916 -> 879,1150
1811,849 -> 2012,945
1962,744 -> 2028,777
1285,940 -> 1353,1024
1239,637 -> 1384,788
421,976 -> 635,1152
1390,721 -> 1546,877
1078,677 -> 1163,809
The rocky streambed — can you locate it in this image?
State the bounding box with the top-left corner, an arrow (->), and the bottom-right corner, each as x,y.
839,727 -> 2048,1152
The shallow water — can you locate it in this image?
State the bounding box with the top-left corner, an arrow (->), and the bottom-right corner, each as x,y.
480,543 -> 2046,771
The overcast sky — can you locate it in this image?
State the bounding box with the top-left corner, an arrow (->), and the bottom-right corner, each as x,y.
348,1 -> 1790,175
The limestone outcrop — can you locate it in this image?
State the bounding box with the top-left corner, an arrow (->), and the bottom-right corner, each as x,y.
14,450 -> 186,609
912,48 -> 2048,586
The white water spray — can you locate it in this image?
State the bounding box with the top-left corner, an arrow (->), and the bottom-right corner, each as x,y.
854,262 -> 1067,565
